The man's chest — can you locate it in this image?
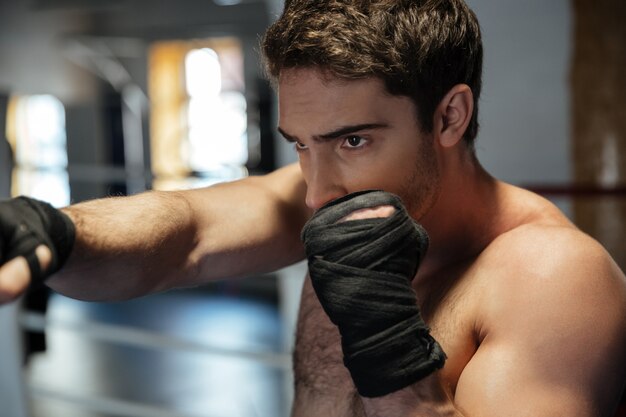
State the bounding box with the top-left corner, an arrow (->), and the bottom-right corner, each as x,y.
291,274 -> 480,417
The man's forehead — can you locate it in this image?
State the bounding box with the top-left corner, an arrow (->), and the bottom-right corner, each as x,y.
276,67 -> 419,138
278,70 -> 394,117
279,67 -> 346,85
278,67 -> 386,91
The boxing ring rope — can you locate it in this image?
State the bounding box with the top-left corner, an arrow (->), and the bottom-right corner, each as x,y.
13,266 -> 305,417
16,308 -> 293,417
18,311 -> 291,370
28,383 -> 208,417
523,184 -> 626,197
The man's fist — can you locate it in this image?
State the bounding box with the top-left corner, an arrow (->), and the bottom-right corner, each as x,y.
0,244 -> 50,303
301,190 -> 445,398
0,197 -> 75,303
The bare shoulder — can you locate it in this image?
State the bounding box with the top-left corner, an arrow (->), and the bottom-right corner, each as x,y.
246,162 -> 307,197
186,162 -> 308,220
477,185 -> 625,294
477,202 -> 626,329
178,163 -> 309,281
483,221 -> 623,280
464,211 -> 626,415
479,201 -> 626,298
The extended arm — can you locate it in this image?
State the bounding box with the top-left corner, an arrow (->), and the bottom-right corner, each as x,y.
0,163 -> 309,302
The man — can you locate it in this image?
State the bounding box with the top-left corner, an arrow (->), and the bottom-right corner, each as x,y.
1,0 -> 625,416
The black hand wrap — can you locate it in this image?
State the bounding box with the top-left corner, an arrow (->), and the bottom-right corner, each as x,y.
0,196 -> 76,286
301,190 -> 446,397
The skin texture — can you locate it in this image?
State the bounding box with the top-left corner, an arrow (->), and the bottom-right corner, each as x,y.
1,67 -> 625,416
279,68 -> 626,417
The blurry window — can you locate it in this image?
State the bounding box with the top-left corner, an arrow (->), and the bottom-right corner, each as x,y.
5,94 -> 70,207
149,38 -> 247,190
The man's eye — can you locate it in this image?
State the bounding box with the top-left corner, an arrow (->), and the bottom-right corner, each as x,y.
344,135 -> 365,148
295,141 -> 308,150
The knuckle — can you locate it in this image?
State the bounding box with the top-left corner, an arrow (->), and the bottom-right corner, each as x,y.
0,286 -> 23,303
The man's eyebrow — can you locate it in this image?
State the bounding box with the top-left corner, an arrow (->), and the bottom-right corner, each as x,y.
277,127 -> 297,142
277,123 -> 388,143
317,123 -> 388,140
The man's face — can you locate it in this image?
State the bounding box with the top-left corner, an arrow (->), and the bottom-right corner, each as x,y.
278,67 -> 440,220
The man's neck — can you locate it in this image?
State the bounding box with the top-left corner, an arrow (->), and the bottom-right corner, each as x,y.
416,152 -> 504,280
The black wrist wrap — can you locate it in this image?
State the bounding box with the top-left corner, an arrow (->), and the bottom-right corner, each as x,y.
301,190 -> 446,397
0,196 -> 76,286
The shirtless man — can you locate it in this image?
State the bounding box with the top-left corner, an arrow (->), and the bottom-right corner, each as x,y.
1,0 -> 625,416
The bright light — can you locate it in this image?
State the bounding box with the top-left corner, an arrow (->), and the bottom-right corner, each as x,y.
11,94 -> 70,206
16,170 -> 70,208
185,48 -> 222,98
15,94 -> 68,169
25,95 -> 66,146
184,48 -> 248,173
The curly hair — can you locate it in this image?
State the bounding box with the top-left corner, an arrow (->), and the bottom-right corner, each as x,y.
261,0 -> 483,144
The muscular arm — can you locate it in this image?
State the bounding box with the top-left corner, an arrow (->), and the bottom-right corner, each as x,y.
1,163 -> 309,302
362,228 -> 626,417
361,376 -> 462,417
454,229 -> 626,417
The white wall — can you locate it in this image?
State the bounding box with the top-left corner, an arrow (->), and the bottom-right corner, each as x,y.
468,0 -> 573,185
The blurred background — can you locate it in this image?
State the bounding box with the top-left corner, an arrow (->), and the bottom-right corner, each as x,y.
0,0 -> 623,416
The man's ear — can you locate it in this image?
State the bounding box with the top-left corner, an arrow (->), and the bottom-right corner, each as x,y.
433,84 -> 474,148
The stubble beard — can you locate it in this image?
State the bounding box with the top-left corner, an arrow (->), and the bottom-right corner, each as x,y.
400,140 -> 441,223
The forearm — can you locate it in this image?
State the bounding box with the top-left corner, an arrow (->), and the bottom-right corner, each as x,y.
361,375 -> 464,417
47,190 -> 198,301
47,167 -> 309,301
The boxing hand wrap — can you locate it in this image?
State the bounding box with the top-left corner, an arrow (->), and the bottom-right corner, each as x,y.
0,196 -> 76,286
301,190 -> 446,397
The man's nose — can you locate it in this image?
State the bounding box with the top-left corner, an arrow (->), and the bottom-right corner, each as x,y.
304,168 -> 346,211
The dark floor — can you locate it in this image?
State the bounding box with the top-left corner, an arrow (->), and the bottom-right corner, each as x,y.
24,287 -> 290,417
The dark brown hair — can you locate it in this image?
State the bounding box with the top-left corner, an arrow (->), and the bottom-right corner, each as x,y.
262,0 -> 483,143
